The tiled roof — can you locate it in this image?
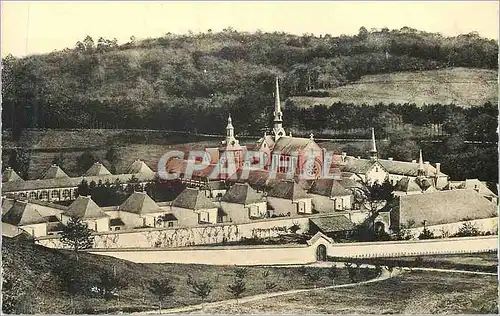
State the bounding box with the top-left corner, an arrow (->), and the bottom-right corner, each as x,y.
2,197 -> 15,215
84,162 -> 112,176
267,180 -> 310,200
201,181 -> 227,191
310,215 -> 355,233
394,177 -> 422,193
458,179 -> 497,197
2,172 -> 155,192
2,168 -> 23,182
109,218 -> 126,226
2,200 -> 47,226
171,188 -> 217,210
228,168 -> 292,188
334,155 -> 448,178
65,196 -> 108,219
272,136 -> 320,155
397,189 -> 497,227
127,160 -> 154,174
309,179 -> 351,197
338,157 -> 379,174
221,183 -> 265,205
42,165 -> 69,179
119,192 -> 162,214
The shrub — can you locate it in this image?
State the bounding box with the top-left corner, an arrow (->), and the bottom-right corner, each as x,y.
453,221 -> 481,237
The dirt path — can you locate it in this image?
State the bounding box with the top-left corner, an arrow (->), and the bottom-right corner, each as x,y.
134,267 -> 397,314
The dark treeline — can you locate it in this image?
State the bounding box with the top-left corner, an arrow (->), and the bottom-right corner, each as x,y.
2,27 -> 497,138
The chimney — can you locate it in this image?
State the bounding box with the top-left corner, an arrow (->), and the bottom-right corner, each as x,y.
341,152 -> 347,163
388,157 -> 393,161
435,163 -> 441,174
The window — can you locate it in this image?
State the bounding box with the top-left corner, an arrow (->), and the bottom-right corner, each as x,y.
115,227 -> 121,231
30,191 -> 38,199
51,190 -> 60,199
40,191 -> 48,200
297,201 -> 306,214
199,211 -> 209,223
248,205 -> 260,218
168,222 -> 174,227
62,189 -> 70,199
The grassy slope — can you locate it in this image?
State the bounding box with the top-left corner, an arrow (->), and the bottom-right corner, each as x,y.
289,68 -> 498,108
204,270 -> 499,314
2,238 -> 361,314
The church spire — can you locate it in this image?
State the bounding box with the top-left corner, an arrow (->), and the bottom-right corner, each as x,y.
369,127 -> 378,160
273,76 -> 286,141
417,149 -> 426,176
225,113 -> 239,147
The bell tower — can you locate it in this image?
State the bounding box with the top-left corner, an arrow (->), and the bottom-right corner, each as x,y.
273,76 -> 286,141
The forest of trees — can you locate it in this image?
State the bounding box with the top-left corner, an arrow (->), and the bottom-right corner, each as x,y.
2,27 -> 498,137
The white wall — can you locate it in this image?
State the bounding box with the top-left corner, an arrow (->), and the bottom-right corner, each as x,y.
22,223 -> 47,237
407,217 -> 498,238
86,235 -> 498,265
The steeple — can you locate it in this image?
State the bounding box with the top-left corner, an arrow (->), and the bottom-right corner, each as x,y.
369,127 -> 378,160
417,149 -> 426,176
225,114 -> 239,147
272,76 -> 286,141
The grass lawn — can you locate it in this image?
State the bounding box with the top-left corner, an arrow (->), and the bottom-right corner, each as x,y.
202,270 -> 499,314
329,251 -> 498,273
2,238 -> 377,314
288,67 -> 498,108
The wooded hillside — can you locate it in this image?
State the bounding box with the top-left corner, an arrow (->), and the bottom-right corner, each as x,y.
2,27 -> 498,136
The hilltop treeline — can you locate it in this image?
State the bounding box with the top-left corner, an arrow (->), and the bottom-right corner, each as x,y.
2,27 -> 498,136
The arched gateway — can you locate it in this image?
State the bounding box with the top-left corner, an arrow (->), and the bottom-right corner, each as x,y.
316,244 -> 327,261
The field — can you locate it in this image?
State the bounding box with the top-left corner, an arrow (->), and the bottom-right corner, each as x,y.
289,68 -> 498,108
203,270 -> 498,314
2,238 -> 376,314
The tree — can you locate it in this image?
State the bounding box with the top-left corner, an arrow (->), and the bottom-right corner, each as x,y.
227,277 -> 246,302
234,267 -> 248,279
418,220 -> 434,240
327,265 -> 340,285
60,216 -> 95,261
94,268 -> 128,301
54,261 -> 89,313
76,179 -> 91,197
187,275 -> 213,304
8,148 -> 30,179
76,151 -> 97,174
148,278 -> 175,313
358,26 -> 369,40
105,146 -> 119,174
453,221 -> 481,237
52,153 -> 66,170
261,270 -> 277,292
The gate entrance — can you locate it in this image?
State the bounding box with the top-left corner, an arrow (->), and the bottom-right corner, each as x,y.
316,244 -> 327,261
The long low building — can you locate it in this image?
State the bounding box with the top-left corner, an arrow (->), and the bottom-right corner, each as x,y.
2,160 -> 156,202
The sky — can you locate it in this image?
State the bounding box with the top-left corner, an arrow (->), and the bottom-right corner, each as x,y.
1,1 -> 499,57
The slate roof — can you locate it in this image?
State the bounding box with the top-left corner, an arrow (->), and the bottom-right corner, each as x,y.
161,214 -> 178,221
272,136 -> 320,155
309,179 -> 351,198
2,168 -> 23,182
109,218 -> 126,226
85,163 -> 112,176
127,160 -> 154,174
119,192 -> 162,214
42,165 -> 69,179
338,157 -> 379,174
397,189 -> 497,227
65,196 -> 108,219
310,215 -> 355,233
2,200 -> 47,226
2,173 -> 156,192
171,188 -> 218,210
221,183 -> 265,205
267,180 -> 310,200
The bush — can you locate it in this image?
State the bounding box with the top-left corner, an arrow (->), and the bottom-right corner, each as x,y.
453,221 -> 481,237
